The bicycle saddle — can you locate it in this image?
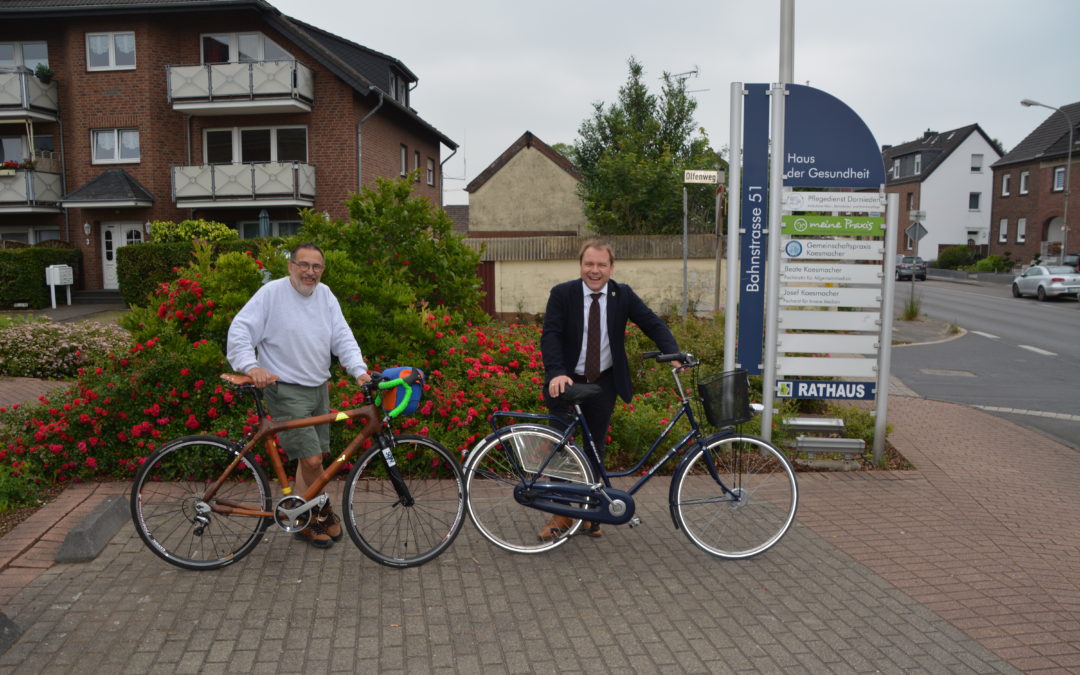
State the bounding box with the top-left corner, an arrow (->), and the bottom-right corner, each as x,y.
559,383 -> 602,403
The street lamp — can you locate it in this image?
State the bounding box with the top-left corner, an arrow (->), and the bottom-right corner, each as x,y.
1021,98 -> 1074,261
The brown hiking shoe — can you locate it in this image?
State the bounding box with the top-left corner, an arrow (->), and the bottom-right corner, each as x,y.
581,521 -> 603,538
538,515 -> 573,541
294,518 -> 333,549
318,503 -> 343,542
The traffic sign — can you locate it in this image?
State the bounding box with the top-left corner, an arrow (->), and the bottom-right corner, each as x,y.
905,222 -> 928,241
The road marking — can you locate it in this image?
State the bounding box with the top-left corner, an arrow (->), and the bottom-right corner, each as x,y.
1018,345 -> 1057,356
975,406 -> 1080,423
972,331 -> 999,339
920,368 -> 976,377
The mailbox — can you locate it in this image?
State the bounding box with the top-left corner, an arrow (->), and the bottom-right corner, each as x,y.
46,264 -> 74,286
45,264 -> 74,308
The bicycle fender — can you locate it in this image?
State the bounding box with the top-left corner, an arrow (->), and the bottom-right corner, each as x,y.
462,424 -> 562,466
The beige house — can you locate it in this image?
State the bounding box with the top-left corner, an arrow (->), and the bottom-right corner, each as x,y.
462,131 -> 723,317
464,131 -> 588,236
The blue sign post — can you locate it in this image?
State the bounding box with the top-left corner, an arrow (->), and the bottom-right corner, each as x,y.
736,83 -> 770,375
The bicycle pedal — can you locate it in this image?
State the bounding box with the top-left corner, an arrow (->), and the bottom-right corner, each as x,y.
628,517 -> 641,528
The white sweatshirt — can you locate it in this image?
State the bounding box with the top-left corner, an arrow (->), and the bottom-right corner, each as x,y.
226,277 -> 367,387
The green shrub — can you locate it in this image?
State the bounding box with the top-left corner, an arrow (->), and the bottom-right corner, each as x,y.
0,320 -> 130,379
0,246 -> 81,309
149,218 -> 239,244
935,245 -> 978,270
116,241 -> 195,306
0,464 -> 39,511
970,255 -> 1011,273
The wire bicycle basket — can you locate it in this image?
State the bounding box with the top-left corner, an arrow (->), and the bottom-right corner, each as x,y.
696,369 -> 754,429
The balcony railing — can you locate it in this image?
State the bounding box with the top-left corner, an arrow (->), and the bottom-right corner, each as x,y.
167,61 -> 314,115
172,162 -> 316,207
0,170 -> 63,210
0,70 -> 59,121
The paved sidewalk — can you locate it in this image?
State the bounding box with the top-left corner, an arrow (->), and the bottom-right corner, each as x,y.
0,393 -> 1076,672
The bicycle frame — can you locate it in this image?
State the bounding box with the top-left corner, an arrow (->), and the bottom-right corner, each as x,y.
484,361 -> 741,521
201,375 -> 390,520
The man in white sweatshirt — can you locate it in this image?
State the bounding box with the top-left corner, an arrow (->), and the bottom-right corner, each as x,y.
227,242 -> 371,548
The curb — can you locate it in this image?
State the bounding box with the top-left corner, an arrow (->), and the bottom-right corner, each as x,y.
54,494 -> 128,563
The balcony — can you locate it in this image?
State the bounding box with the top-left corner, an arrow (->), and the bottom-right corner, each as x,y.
0,170 -> 63,212
167,61 -> 314,116
172,162 -> 316,208
0,70 -> 59,122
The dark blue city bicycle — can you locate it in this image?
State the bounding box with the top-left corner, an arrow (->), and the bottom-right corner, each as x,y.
463,352 -> 798,559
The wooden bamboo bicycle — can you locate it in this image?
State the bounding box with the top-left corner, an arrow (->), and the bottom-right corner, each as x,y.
130,369 -> 465,569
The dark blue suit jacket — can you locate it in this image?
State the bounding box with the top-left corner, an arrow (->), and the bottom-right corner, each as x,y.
541,279 -> 679,403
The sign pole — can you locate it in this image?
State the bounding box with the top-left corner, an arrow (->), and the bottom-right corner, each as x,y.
682,186 -> 689,319
874,192 -> 899,465
724,83 -> 744,372
762,0 -> 795,441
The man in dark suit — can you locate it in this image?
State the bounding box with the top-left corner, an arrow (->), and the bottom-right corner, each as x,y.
539,238 -> 680,539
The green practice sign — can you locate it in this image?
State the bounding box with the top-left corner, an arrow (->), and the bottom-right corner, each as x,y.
781,215 -> 884,237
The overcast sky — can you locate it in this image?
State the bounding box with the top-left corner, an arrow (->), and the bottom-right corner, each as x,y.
272,0 -> 1079,205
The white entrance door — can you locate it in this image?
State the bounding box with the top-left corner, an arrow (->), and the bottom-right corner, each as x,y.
101,222 -> 143,290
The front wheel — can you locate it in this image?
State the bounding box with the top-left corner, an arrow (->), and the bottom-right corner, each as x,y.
464,425 -> 594,554
1012,283 -> 1022,298
130,435 -> 272,570
342,434 -> 466,568
672,435 -> 798,559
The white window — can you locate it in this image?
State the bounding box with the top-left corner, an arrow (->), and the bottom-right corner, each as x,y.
86,32 -> 136,71
426,157 -> 435,186
1053,167 -> 1065,192
200,33 -> 291,64
0,41 -> 48,71
399,145 -> 407,176
92,128 -> 140,163
1001,173 -> 1011,196
387,70 -> 409,105
204,126 -> 306,164
970,154 -> 983,172
413,150 -> 421,182
998,219 -> 1008,243
892,158 -> 900,178
1019,171 -> 1030,195
913,153 -> 922,174
968,192 -> 980,210
1017,218 -> 1026,244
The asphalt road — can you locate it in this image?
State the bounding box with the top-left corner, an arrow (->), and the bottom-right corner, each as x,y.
890,279 -> 1079,450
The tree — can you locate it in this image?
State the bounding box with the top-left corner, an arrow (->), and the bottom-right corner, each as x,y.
572,57 -> 721,235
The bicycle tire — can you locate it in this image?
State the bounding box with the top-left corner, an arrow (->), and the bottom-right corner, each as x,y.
464,425 -> 594,554
130,435 -> 272,570
672,434 -> 798,559
342,433 -> 466,568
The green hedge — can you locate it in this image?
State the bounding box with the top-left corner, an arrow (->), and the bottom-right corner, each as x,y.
0,247 -> 81,309
117,238 -> 279,307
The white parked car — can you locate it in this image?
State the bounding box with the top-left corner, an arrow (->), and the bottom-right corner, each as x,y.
1011,265 -> 1080,301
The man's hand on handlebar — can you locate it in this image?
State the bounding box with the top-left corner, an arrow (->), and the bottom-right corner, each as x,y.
246,367 -> 279,388
355,372 -> 372,387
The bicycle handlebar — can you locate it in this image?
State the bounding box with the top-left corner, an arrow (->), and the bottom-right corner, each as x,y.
641,351 -> 700,368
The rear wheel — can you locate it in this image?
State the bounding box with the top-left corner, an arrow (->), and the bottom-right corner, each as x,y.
673,435 -> 797,559
1037,286 -> 1048,301
464,426 -> 594,553
130,436 -> 271,570
342,434 -> 466,568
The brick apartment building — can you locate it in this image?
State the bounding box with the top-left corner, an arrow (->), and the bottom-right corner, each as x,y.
0,0 -> 456,291
989,101 -> 1079,265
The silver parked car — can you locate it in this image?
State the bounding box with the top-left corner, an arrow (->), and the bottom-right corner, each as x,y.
1011,265 -> 1080,301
